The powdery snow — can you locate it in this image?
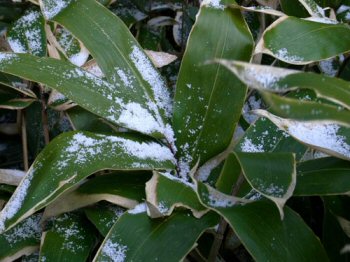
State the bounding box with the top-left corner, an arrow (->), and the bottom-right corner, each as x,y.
102,239 -> 128,262
129,45 -> 172,117
275,48 -> 304,63
240,137 -> 264,152
288,123 -> 350,158
128,203 -> 147,214
3,214 -> 41,246
41,0 -> 74,20
201,0 -> 225,10
8,38 -> 27,53
0,167 -> 35,231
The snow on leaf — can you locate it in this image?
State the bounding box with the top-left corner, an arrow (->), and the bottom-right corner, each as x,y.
101,239 -> 128,262
41,0 -> 76,20
127,203 -> 147,215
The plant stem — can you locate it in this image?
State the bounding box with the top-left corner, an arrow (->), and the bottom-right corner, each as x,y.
20,110 -> 29,171
207,173 -> 245,261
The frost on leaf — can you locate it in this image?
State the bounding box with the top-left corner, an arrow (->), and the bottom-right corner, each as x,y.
101,239 -> 128,262
41,0 -> 76,20
274,48 -> 304,63
8,10 -> 44,56
129,45 -> 172,117
201,0 -> 225,10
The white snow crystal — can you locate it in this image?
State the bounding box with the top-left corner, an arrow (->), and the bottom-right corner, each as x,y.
201,0 -> 225,10
41,0 -> 74,20
128,203 -> 147,214
240,137 -> 264,153
102,239 -> 128,262
275,48 -> 304,63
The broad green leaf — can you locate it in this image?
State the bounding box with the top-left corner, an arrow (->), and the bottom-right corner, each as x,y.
0,53 -> 169,139
259,93 -> 350,127
216,60 -> 350,110
198,189 -> 329,262
8,9 -> 47,57
295,168 -> 350,196
145,171 -> 207,218
85,202 -> 126,237
67,106 -> 116,133
298,157 -> 350,172
0,131 -> 175,232
257,110 -> 350,161
280,0 -> 310,17
256,16 -> 350,64
0,214 -> 41,261
215,153 -> 242,194
39,213 -> 96,262
40,0 -> 173,138
235,152 -> 296,217
173,0 -> 254,177
94,210 -> 218,262
44,171 -> 151,219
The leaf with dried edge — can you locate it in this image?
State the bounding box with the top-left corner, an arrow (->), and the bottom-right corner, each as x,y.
0,97 -> 35,110
297,0 -> 325,17
43,171 -> 151,219
256,16 -> 350,65
216,60 -> 350,110
256,110 -> 350,161
93,209 -> 218,262
39,213 -> 96,262
0,214 -> 41,262
228,3 -> 285,17
40,0 -> 173,143
173,0 -> 253,178
0,72 -> 36,98
234,152 -> 296,218
145,171 -> 207,218
202,199 -> 329,262
0,53 -> 169,139
0,131 -> 175,233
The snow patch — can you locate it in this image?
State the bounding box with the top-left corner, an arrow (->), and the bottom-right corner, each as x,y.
240,137 -> 264,153
201,0 -> 225,10
102,239 -> 128,262
41,0 -> 75,20
275,48 -> 304,63
128,203 -> 147,214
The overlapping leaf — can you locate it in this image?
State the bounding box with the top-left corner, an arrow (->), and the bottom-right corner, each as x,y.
0,131 -> 174,232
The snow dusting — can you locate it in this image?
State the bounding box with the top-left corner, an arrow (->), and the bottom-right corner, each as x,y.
305,17 -> 338,24
129,45 -> 172,117
275,48 -> 304,63
102,239 -> 128,262
201,0 -> 225,10
319,59 -> 338,77
161,171 -> 195,189
288,123 -> 350,158
3,214 -> 41,246
0,167 -> 35,231
8,10 -> 43,56
128,203 -> 147,214
41,0 -> 75,20
240,137 -> 264,153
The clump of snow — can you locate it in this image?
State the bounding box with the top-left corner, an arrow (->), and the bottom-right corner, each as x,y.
201,0 -> 225,10
128,203 -> 147,214
129,45 -> 172,117
319,59 -> 338,77
161,171 -> 195,189
102,239 -> 128,262
115,68 -> 133,88
240,137 -> 264,152
69,50 -> 89,67
41,0 -> 75,20
275,48 -> 304,63
337,5 -> 350,14
0,167 -> 35,231
8,38 -> 26,53
243,96 -> 262,124
3,214 -> 41,246
117,102 -> 162,135
288,123 -> 350,158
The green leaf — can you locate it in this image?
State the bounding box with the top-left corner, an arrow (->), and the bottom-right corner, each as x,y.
0,72 -> 36,98
216,60 -> 350,110
235,152 -> 296,217
259,93 -> 350,127
94,210 -> 218,261
0,53 -> 169,139
85,202 -> 126,237
172,1 -> 253,177
256,16 -> 350,64
0,131 -> 175,232
280,0 -> 310,17
295,159 -> 350,196
40,0 -> 172,132
39,213 -> 96,262
256,110 -> 350,161
297,0 -> 325,17
198,188 -> 329,262
0,214 -> 41,261
0,96 -> 35,110
145,171 -> 207,218
44,171 -> 151,219
8,9 -> 47,57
